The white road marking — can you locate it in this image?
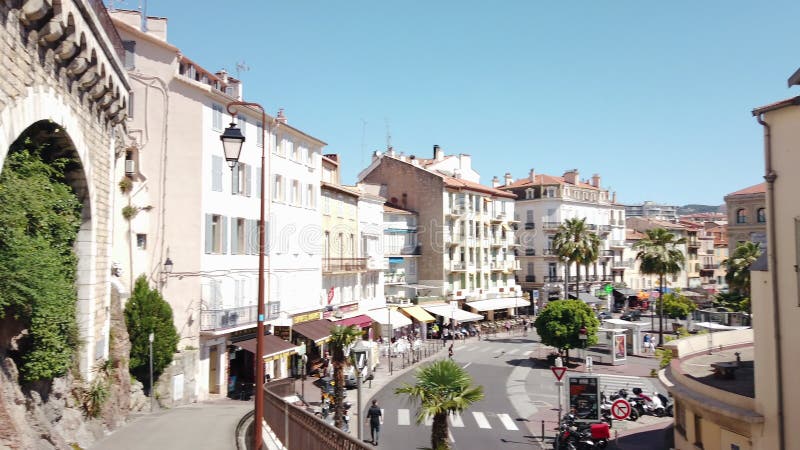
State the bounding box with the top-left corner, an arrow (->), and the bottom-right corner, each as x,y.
497,413 -> 519,430
472,411 -> 491,429
397,408 -> 410,426
449,412 -> 464,427
462,362 -> 472,369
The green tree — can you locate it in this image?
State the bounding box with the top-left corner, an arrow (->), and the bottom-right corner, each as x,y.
329,325 -> 361,430
634,228 -> 685,346
580,232 -> 601,292
553,218 -> 599,296
658,293 -> 696,319
124,275 -> 179,387
723,241 -> 761,308
713,292 -> 749,313
0,142 -> 81,382
533,300 -> 600,360
395,359 -> 484,450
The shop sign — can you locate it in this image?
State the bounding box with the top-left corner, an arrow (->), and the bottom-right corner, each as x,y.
273,326 -> 290,341
293,311 -> 320,325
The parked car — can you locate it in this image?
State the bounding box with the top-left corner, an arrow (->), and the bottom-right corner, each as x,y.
620,310 -> 642,321
597,311 -> 612,320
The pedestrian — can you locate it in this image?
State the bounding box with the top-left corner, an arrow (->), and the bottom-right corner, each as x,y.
366,399 -> 383,445
448,343 -> 454,359
643,334 -> 651,353
505,320 -> 511,334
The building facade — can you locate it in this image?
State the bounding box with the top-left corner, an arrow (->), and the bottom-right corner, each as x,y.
724,183 -> 767,256
499,169 -> 625,301
624,201 -> 679,221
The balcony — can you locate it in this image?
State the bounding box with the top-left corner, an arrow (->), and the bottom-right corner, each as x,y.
542,221 -> 561,230
612,259 -> 635,269
447,206 -> 465,217
525,248 -> 536,256
524,222 -> 535,230
609,240 -> 626,248
601,249 -> 615,258
449,261 -> 467,271
525,275 -> 536,282
465,237 -> 477,247
542,248 -> 558,256
490,237 -> 503,247
543,276 -> 564,283
687,240 -> 700,248
597,225 -> 612,233
490,262 -> 504,271
587,224 -> 597,231
701,264 -> 718,271
384,271 -> 407,284
323,257 -> 368,273
200,304 -> 278,331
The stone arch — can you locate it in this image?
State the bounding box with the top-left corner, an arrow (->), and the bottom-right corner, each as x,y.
0,91 -> 101,379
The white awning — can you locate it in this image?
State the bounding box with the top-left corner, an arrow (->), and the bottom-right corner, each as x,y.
422,304 -> 484,323
365,308 -> 412,328
465,297 -> 529,312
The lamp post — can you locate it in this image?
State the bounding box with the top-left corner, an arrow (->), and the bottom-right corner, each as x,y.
220,101 -> 276,450
351,339 -> 369,441
388,306 -> 393,375
578,325 -> 587,367
148,331 -> 154,412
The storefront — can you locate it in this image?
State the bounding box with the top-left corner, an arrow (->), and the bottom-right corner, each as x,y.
365,307 -> 413,340
465,297 -> 529,321
398,305 -> 436,340
422,303 -> 483,338
228,333 -> 301,397
333,314 -> 373,336
288,316 -> 334,377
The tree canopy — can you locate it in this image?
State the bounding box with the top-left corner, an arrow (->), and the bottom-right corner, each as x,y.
553,218 -> 600,295
658,293 -> 696,319
724,241 -> 761,300
124,275 -> 179,385
533,300 -> 600,352
329,325 -> 361,429
0,142 -> 81,381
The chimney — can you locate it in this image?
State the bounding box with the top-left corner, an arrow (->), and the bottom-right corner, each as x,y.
612,192 -> 617,203
504,172 -> 513,186
563,169 -> 579,184
453,168 -> 462,179
217,69 -> 228,83
276,108 -> 287,124
387,146 -> 395,157
529,168 -> 536,183
591,173 -> 601,188
492,176 -> 500,188
434,145 -> 444,161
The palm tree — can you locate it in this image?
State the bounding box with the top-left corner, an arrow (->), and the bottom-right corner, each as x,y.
580,232 -> 601,292
395,359 -> 484,450
329,325 -> 362,429
633,228 -> 685,346
553,218 -> 598,297
723,241 -> 762,299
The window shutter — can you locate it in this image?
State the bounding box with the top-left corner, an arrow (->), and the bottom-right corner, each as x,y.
204,214 -> 213,253
256,168 -> 262,198
231,163 -> 239,194
231,218 -> 239,254
212,156 -> 223,192
221,216 -> 228,254
245,164 -> 252,197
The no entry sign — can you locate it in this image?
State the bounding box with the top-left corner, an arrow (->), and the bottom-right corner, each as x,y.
611,398 -> 631,420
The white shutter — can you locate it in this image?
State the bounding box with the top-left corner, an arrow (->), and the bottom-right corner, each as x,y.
256,167 -> 262,198
204,214 -> 213,253
231,163 -> 239,194
231,218 -> 239,254
221,216 -> 228,254
212,156 -> 223,192
245,164 -> 252,197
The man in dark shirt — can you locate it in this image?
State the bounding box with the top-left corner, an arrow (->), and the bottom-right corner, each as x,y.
366,399 -> 383,445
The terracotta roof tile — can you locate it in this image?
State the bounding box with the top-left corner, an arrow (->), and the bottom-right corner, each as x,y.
442,175 -> 516,198
499,174 -> 598,190
726,182 -> 766,197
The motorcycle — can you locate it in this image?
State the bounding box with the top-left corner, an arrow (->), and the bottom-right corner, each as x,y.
553,414 -> 609,450
608,389 -> 639,421
631,387 -> 665,417
656,392 -> 674,417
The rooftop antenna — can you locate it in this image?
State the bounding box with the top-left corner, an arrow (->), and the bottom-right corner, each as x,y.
235,61 -> 250,79
385,117 -> 392,151
139,0 -> 147,32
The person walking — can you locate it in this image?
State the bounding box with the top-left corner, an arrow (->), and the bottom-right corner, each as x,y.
448,343 -> 454,359
643,334 -> 651,353
366,400 -> 383,445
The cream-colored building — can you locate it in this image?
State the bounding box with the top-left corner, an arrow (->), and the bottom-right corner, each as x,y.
724,183 -> 767,256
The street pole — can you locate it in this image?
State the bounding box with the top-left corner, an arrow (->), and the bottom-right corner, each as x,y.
356,369 -> 363,441
388,308 -> 393,375
220,102 -> 276,450
148,332 -> 154,412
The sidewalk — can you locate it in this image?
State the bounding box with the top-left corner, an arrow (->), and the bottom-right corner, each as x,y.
90,398 -> 252,450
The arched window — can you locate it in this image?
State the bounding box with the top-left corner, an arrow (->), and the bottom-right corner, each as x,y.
757,208 -> 766,223
736,208 -> 747,224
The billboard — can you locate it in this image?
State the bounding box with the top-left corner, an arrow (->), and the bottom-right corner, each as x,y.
568,376 -> 600,422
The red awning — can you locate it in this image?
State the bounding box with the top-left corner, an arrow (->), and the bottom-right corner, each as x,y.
334,314 -> 372,328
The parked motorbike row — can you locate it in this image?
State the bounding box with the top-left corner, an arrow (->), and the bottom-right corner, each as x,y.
314,397 -> 352,432
603,387 -> 674,422
553,413 -> 610,450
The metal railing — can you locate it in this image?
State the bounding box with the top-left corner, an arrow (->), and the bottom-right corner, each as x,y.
524,222 -> 535,230
542,221 -> 561,230
543,276 -> 564,282
525,275 -> 536,282
200,305 -> 278,331
322,258 -> 368,273
542,248 -> 558,256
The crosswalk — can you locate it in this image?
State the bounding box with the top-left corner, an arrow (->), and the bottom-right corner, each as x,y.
383,408 -> 523,431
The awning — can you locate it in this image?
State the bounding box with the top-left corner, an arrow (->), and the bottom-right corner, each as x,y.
422,304 -> 484,323
614,288 -> 637,297
570,293 -> 604,304
465,297 -> 529,312
334,314 -> 373,328
237,334 -> 301,360
405,284 -> 438,290
400,305 -> 436,323
365,308 -> 413,328
292,319 -> 334,343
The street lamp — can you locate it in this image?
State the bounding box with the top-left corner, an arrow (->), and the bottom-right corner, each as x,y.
387,306 -> 396,375
219,101 -> 276,450
148,331 -> 154,412
578,325 -> 587,366
350,339 -> 369,441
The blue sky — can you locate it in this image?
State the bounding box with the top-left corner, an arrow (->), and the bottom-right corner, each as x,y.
115,1 -> 799,205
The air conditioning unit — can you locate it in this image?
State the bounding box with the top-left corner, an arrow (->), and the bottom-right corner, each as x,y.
125,159 -> 136,176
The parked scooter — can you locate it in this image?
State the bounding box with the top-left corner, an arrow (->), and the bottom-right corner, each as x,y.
608,389 -> 639,421
553,413 -> 609,450
631,387 -> 665,417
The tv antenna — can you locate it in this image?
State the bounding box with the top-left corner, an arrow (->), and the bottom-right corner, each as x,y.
235,61 -> 250,79
385,117 -> 392,151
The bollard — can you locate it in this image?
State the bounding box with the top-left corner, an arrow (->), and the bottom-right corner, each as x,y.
541,420 -> 545,441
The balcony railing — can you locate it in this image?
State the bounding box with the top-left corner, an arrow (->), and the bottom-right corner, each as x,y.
598,225 -> 612,233
525,275 -> 536,282
524,222 -> 535,230
601,249 -> 615,257
609,240 -> 626,247
701,264 -> 718,270
449,261 -> 466,271
200,304 -> 279,331
542,248 -> 558,256
542,221 -> 561,230
543,276 -> 564,283
612,259 -> 635,269
323,257 -> 368,273
384,272 -> 407,283
525,248 -> 536,256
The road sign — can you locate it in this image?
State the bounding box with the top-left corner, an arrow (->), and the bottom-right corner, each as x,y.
604,284 -> 613,294
611,398 -> 631,420
533,289 -> 540,299
651,290 -> 660,299
551,366 -> 567,381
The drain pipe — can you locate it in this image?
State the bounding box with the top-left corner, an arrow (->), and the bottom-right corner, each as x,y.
756,113 -> 785,450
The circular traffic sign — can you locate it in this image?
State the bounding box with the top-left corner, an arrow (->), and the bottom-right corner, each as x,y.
611,398 -> 631,420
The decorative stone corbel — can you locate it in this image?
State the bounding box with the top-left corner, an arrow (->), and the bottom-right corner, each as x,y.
89,80 -> 110,100
19,0 -> 52,26
37,16 -> 65,46
66,56 -> 89,77
54,38 -> 79,63
77,67 -> 100,90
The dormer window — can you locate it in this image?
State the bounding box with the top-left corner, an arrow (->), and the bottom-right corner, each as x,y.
525,188 -> 534,199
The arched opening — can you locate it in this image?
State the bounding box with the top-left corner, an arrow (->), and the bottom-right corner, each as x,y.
0,119 -> 93,385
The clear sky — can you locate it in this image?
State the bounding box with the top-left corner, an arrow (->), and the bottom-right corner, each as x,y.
116,1 -> 799,206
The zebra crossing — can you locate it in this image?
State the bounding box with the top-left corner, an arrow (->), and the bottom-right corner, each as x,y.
383,408 -> 523,431
596,374 -> 657,396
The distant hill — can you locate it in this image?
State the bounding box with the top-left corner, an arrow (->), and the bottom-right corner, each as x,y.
678,204 -> 724,215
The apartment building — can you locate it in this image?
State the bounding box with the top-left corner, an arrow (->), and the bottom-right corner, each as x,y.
499,169 -> 625,301
358,146 -> 523,321
382,203 -> 421,301
724,182 -> 767,256
625,218 -> 690,292
624,201 -> 679,221
111,11 -> 325,400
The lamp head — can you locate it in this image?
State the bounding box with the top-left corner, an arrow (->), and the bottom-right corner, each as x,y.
164,257 -> 174,274
220,122 -> 245,168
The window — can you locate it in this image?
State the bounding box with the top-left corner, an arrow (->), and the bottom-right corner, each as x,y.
285,138 -> 295,160
231,218 -> 246,254
211,155 -> 223,192
205,214 -> 228,254
291,180 -> 300,205
306,184 -> 316,208
736,208 -> 747,224
256,121 -> 263,147
122,40 -> 136,69
527,262 -> 534,275
212,104 -> 223,131
273,133 -> 283,156
273,174 -> 284,201
693,414 -> 703,448
525,188 -> 534,200
136,234 -> 147,250
232,163 -> 251,196
757,208 -> 766,223
238,115 -> 246,136
307,147 -> 315,166
548,262 -> 557,277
